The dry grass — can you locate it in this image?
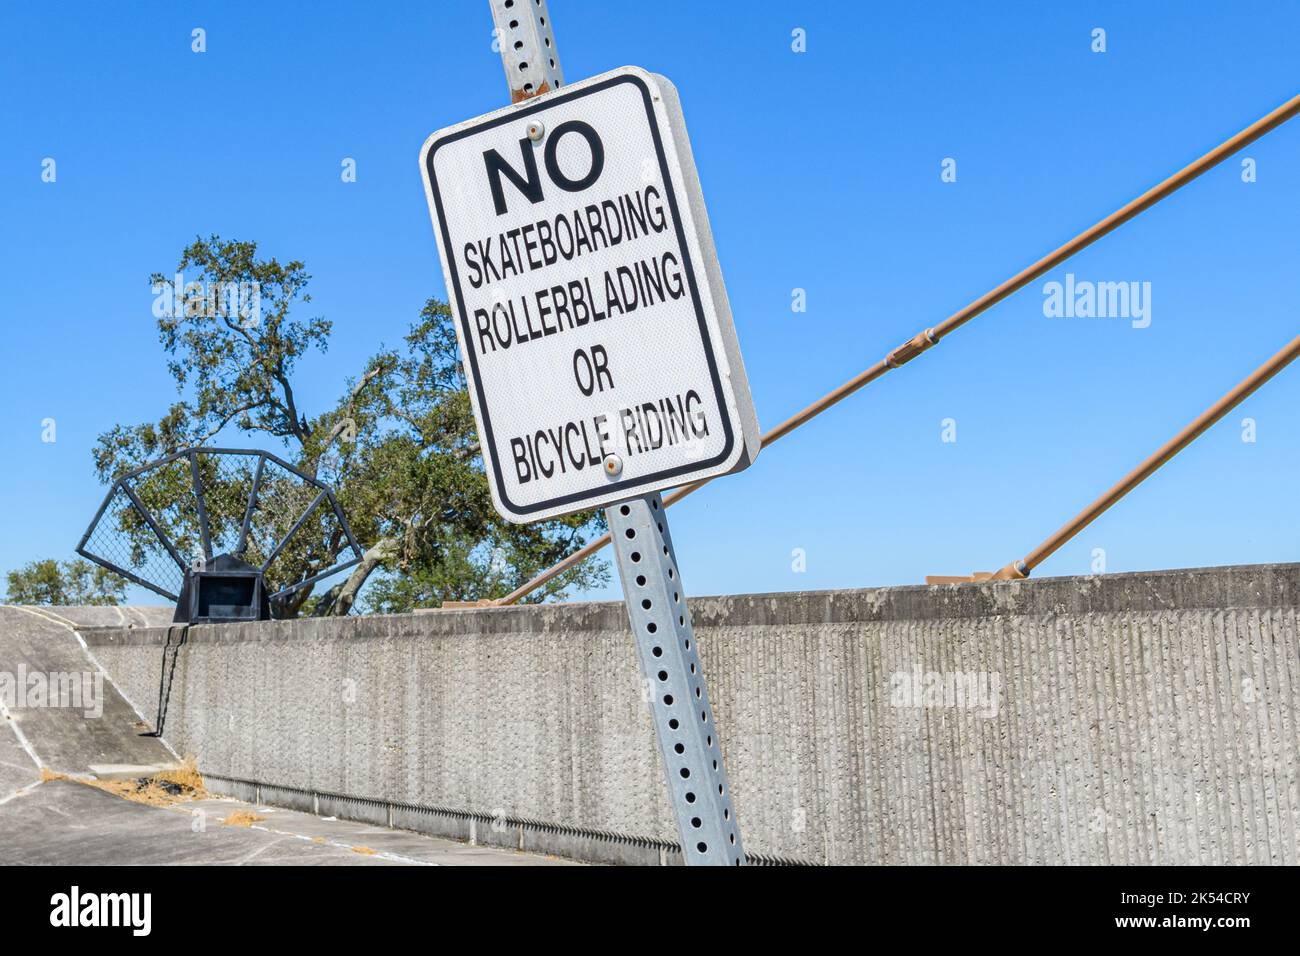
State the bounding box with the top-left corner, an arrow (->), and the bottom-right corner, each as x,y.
96,779 -> 176,806
41,755 -> 206,808
156,756 -> 205,795
221,810 -> 267,827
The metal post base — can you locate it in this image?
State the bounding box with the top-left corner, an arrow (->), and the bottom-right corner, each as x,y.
606,493 -> 744,865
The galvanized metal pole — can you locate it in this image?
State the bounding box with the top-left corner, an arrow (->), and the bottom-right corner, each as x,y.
606,494 -> 745,865
485,0 -> 744,865
488,0 -> 564,103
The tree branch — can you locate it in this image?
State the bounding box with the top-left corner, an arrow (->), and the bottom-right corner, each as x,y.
194,401 -> 261,446
316,361 -> 387,473
322,536 -> 398,616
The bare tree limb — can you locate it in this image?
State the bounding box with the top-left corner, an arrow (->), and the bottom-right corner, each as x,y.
315,361 -> 388,475
324,536 -> 398,616
194,401 -> 261,446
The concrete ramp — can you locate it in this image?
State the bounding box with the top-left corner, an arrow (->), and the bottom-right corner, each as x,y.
36,605 -> 174,630
0,605 -> 178,785
0,699 -> 39,801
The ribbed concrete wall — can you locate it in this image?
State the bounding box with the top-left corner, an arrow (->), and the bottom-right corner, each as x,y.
84,563 -> 1300,864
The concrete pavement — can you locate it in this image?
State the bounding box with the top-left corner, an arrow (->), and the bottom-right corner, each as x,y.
0,779 -> 578,865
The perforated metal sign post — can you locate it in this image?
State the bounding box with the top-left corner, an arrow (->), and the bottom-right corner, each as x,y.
448,2 -> 754,866
607,493 -> 745,864
419,64 -> 761,524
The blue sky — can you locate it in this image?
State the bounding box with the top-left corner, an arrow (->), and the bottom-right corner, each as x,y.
2,0 -> 1298,606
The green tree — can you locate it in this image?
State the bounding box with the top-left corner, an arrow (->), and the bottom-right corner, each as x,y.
93,236 -> 606,616
4,559 -> 127,606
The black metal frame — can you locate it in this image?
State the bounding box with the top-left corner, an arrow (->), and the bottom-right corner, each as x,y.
76,447 -> 364,618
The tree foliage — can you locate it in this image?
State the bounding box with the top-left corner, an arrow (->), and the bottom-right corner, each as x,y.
93,236 -> 607,615
4,559 -> 127,606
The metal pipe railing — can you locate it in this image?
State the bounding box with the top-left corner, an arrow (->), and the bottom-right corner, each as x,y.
490,90 -> 1300,606
979,332 -> 1300,581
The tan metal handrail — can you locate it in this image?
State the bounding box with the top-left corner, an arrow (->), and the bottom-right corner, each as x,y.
974,332 -> 1300,581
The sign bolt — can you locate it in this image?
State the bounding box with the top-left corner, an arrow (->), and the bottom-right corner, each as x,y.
603,454 -> 623,477
526,120 -> 545,142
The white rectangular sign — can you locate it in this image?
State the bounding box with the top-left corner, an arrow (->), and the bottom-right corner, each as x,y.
420,66 -> 760,523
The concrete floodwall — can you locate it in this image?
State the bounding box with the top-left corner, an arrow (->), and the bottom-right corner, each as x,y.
83,563 -> 1299,865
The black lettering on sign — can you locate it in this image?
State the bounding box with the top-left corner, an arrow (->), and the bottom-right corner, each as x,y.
545,121 -> 605,193
572,345 -> 614,396
484,138 -> 544,217
510,437 -> 531,484
482,122 -> 606,216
